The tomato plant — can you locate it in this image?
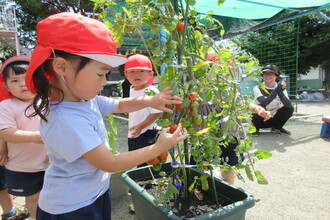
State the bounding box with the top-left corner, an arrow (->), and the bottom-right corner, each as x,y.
100,0 -> 271,206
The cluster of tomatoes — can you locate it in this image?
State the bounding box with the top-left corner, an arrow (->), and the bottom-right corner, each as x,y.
146,151 -> 169,165
157,92 -> 203,136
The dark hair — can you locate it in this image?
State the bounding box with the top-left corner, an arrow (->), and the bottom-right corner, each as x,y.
2,61 -> 29,82
28,50 -> 91,122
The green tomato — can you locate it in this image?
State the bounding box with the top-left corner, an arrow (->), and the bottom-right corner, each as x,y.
148,39 -> 157,47
166,40 -> 177,49
157,118 -> 171,127
151,47 -> 162,55
190,146 -> 199,157
150,24 -> 162,33
189,136 -> 199,145
149,9 -> 159,18
180,118 -> 191,128
190,9 -> 198,16
186,126 -> 195,135
164,22 -> 177,32
188,0 -> 196,6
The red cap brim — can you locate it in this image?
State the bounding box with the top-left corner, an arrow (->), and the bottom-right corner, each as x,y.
25,45 -> 53,94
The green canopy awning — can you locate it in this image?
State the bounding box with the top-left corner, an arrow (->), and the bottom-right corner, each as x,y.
196,0 -> 330,19
195,0 -> 330,38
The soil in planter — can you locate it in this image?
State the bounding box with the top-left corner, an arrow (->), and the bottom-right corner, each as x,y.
137,179 -> 227,218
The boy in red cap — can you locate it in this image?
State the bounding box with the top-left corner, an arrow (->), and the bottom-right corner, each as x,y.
25,12 -> 187,220
0,55 -> 47,219
124,54 -> 162,167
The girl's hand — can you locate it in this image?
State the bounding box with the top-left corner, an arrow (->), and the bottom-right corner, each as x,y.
150,87 -> 182,113
155,123 -> 188,151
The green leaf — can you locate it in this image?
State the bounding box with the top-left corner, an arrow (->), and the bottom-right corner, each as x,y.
255,149 -> 272,159
255,171 -> 268,184
245,164 -> 254,181
247,124 -> 257,133
162,183 -> 179,199
217,0 -> 225,6
201,175 -> 209,191
188,176 -> 199,192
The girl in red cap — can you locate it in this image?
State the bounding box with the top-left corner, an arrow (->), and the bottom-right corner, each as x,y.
0,55 -> 47,219
25,12 -> 187,220
124,54 -> 162,167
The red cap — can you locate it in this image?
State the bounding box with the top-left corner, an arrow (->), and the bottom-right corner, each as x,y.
25,12 -> 127,93
124,54 -> 153,72
206,51 -> 219,63
0,55 -> 31,101
0,76 -> 12,101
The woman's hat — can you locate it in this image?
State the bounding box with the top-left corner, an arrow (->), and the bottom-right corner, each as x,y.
25,12 -> 127,93
124,54 -> 153,72
0,55 -> 31,101
261,65 -> 281,77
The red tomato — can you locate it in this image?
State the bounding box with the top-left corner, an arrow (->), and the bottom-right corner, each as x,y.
177,23 -> 185,32
188,110 -> 195,117
158,151 -> 169,160
187,92 -> 198,101
147,157 -> 160,165
170,124 -> 178,133
175,103 -> 184,111
188,101 -> 199,110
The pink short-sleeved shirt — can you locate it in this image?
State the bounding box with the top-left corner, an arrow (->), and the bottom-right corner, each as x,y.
0,98 -> 48,172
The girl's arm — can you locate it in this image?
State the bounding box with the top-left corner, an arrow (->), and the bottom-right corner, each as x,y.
112,87 -> 182,114
83,124 -> 187,172
0,128 -> 44,144
0,139 -> 8,165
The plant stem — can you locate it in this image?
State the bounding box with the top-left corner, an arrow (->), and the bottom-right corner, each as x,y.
209,166 -> 220,207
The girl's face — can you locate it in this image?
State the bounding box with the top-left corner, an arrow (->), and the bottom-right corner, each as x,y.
262,72 -> 277,87
62,60 -> 111,101
124,69 -> 153,90
4,69 -> 35,102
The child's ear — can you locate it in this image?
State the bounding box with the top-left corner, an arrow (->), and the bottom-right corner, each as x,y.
52,57 -> 67,76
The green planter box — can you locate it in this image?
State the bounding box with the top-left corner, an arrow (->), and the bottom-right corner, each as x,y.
121,163 -> 255,220
110,171 -> 129,198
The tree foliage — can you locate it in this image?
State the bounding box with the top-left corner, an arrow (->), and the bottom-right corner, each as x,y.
13,0 -> 97,48
233,10 -> 330,75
